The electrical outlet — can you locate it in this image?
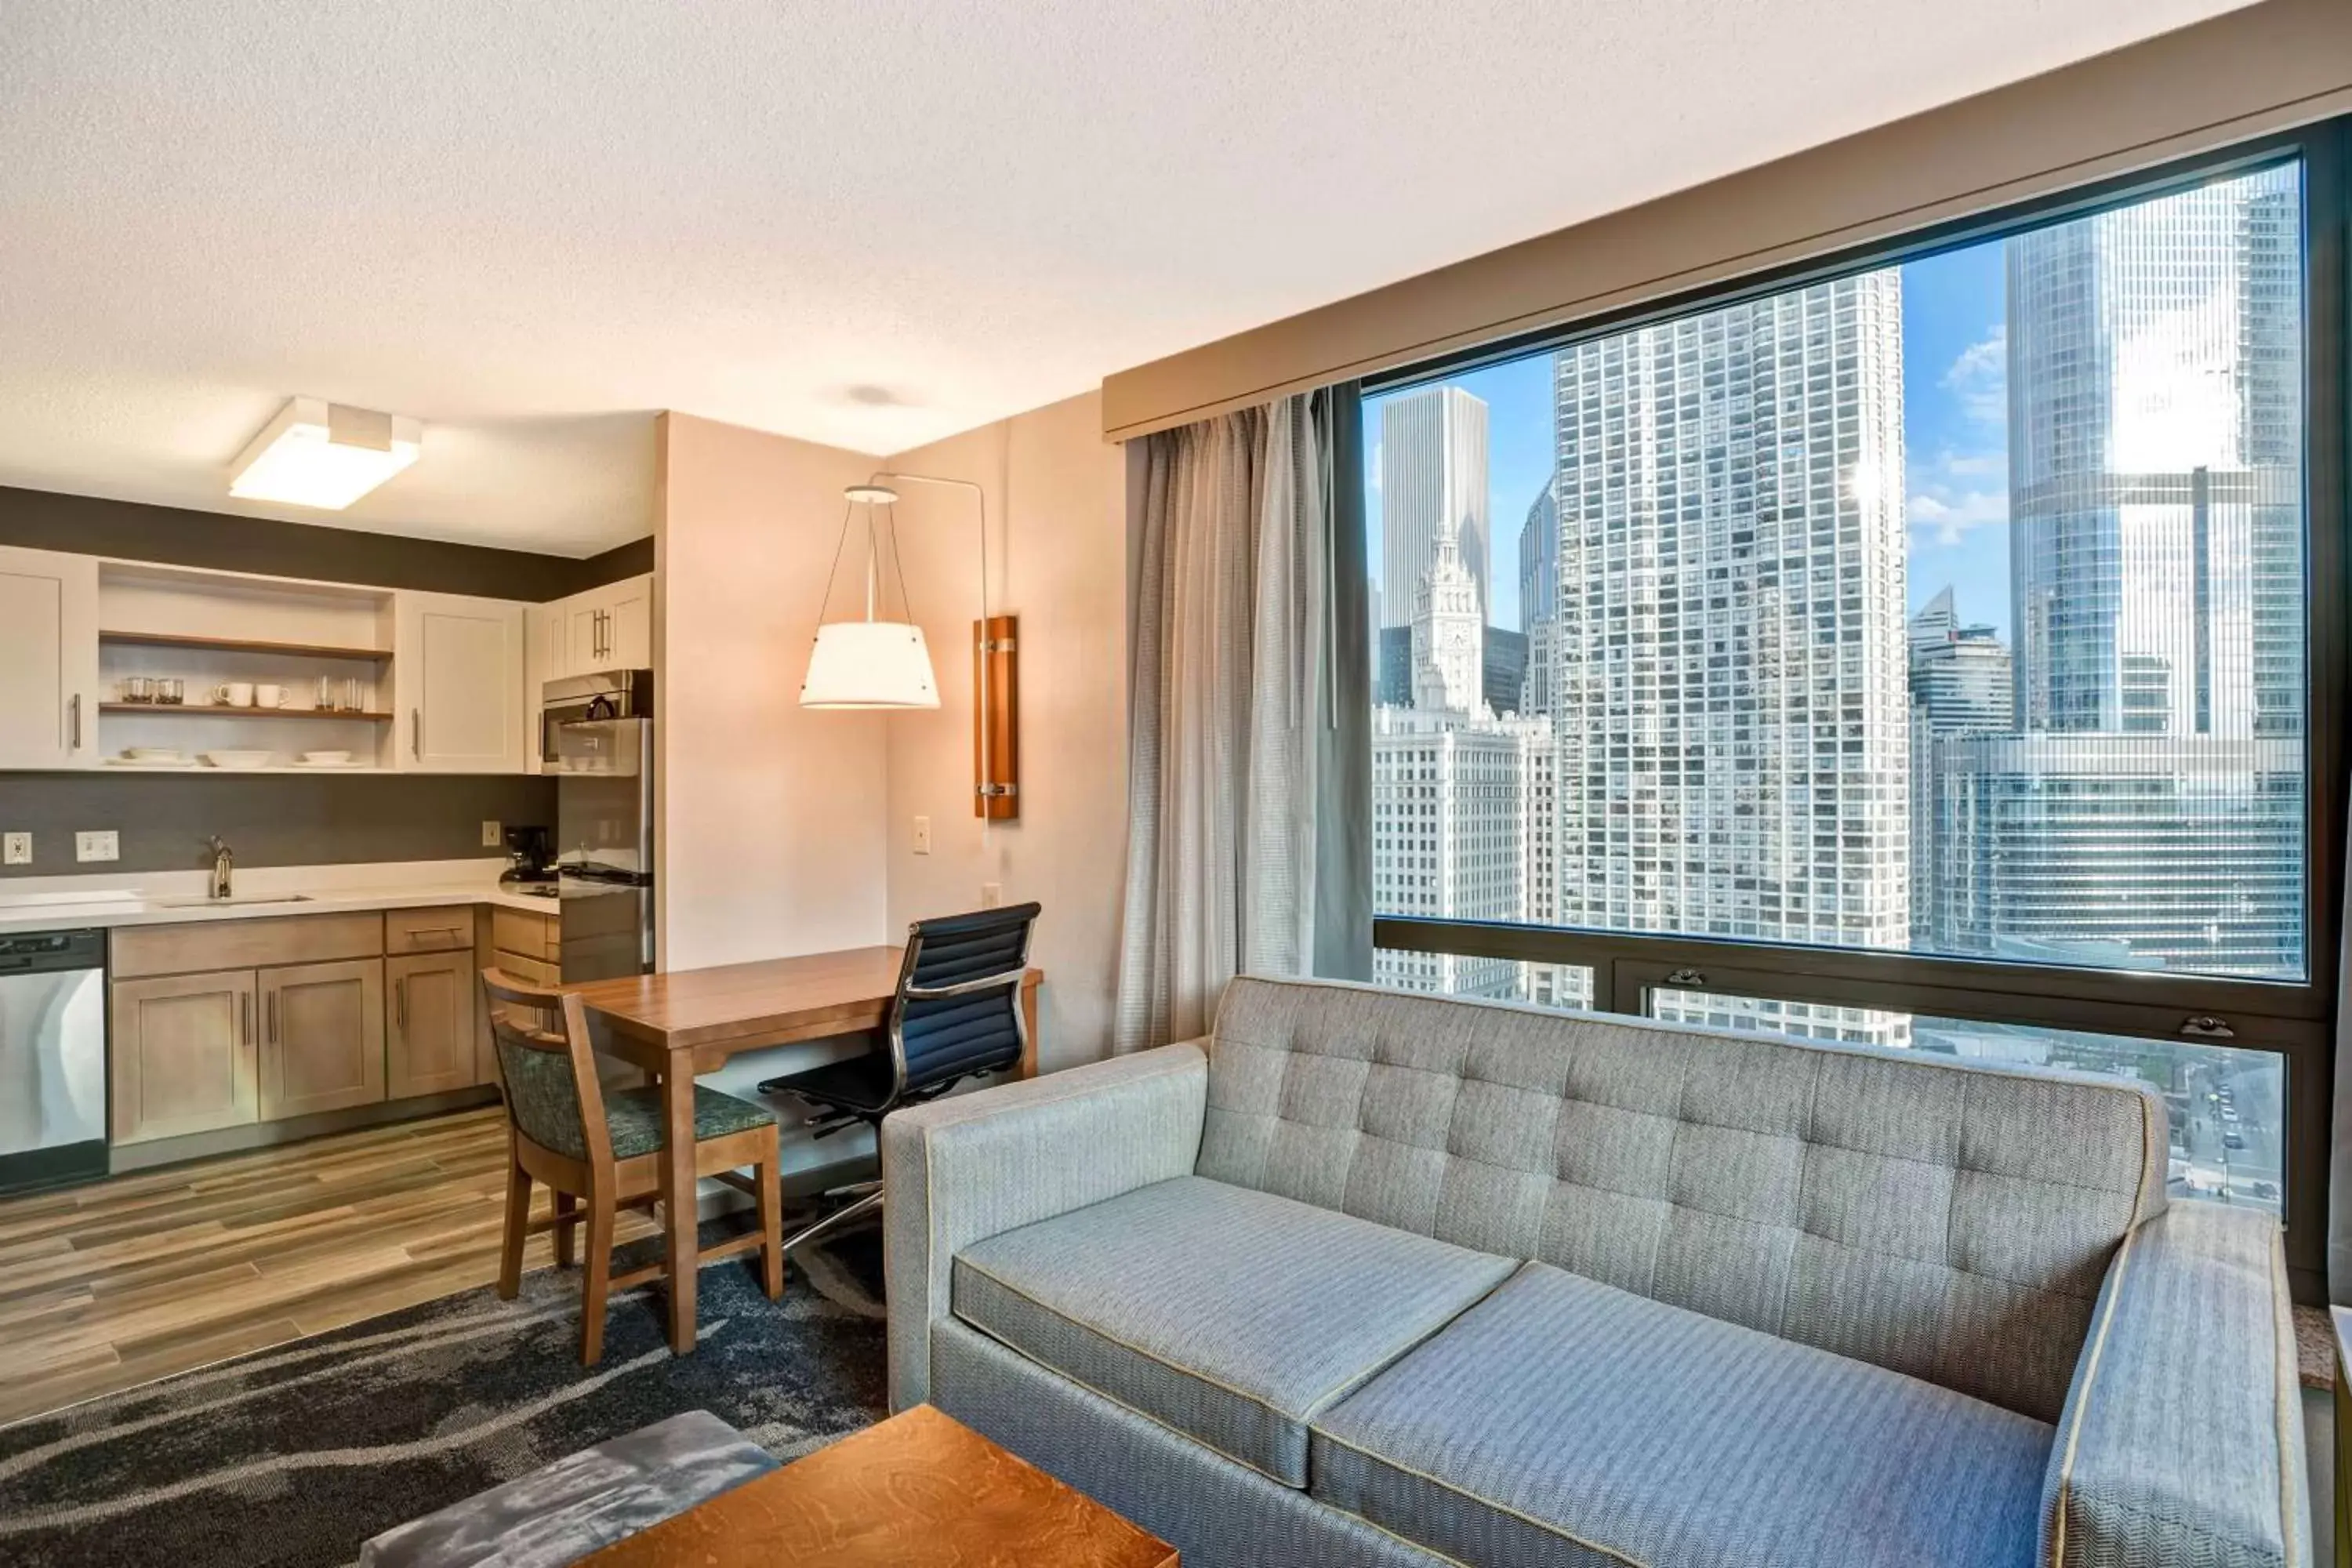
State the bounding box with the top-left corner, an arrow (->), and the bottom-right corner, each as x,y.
75,830 -> 118,863
2,833 -> 29,866
912,815 -> 932,855
481,820 -> 502,848
980,881 -> 1002,909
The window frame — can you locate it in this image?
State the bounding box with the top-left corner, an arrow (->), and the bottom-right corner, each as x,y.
1340,118 -> 2351,1300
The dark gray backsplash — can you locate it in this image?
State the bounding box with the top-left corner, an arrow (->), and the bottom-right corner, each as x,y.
0,773 -> 555,877
0,485 -> 651,601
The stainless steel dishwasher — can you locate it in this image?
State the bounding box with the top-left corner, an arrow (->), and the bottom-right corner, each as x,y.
0,929 -> 107,1195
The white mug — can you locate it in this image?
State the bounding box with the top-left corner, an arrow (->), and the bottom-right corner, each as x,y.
214,681 -> 255,708
254,684 -> 286,709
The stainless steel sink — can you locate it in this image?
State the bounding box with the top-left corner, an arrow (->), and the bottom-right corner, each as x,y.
151,894 -> 316,909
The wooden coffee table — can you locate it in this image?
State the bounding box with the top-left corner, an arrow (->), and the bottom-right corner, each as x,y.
579,1404 -> 1177,1566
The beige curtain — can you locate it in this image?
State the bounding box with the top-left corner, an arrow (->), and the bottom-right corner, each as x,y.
1113,394 -> 1329,1054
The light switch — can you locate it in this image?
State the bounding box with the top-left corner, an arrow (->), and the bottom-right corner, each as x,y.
481,820 -> 502,848
2,833 -> 29,866
912,815 -> 932,855
75,830 -> 118,863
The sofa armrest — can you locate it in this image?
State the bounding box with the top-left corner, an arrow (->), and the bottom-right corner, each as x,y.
2041,1201 -> 2307,1568
880,1041 -> 1209,1411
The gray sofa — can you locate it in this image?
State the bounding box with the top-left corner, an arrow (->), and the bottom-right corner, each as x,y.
881,975 -> 2307,1568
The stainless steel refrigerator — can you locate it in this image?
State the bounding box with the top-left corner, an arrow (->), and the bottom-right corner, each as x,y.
543,669 -> 655,982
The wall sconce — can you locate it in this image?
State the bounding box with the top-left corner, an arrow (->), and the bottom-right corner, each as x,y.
800,474 -> 1018,819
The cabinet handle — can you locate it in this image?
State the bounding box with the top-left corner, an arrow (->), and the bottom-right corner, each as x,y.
241,991 -> 252,1046
394,978 -> 406,1030
67,693 -> 81,750
267,990 -> 278,1044
410,708 -> 421,759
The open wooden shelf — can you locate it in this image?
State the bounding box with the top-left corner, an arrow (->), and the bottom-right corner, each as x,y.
99,629 -> 393,662
100,704 -> 394,722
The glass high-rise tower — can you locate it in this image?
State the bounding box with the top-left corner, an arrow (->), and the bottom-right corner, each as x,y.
1924,163 -> 2307,980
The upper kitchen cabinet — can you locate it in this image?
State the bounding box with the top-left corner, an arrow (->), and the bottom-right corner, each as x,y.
0,545 -> 101,769
393,591 -> 527,772
543,573 -> 654,681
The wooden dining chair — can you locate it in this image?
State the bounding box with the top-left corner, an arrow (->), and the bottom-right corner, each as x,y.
481,968 -> 784,1363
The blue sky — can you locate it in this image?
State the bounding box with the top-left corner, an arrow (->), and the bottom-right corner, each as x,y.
1364,238 -> 2013,639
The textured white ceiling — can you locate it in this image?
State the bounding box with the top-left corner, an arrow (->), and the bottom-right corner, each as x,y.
0,0 -> 2252,555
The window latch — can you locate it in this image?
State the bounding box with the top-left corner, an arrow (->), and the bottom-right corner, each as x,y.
1663,968 -> 1707,988
2178,1015 -> 2236,1040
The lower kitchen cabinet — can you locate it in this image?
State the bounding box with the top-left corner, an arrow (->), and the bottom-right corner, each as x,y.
111,970 -> 259,1145
387,950 -> 481,1099
258,958 -> 386,1120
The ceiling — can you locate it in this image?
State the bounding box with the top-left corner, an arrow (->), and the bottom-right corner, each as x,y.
0,0 -> 2254,557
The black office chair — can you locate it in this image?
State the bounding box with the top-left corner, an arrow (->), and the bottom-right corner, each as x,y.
758,902 -> 1040,1252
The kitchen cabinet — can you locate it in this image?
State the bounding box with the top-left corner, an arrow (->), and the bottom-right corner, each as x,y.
394,591 -> 527,772
111,970 -> 259,1145
387,950 -> 480,1099
539,573 -> 653,684
258,958 -> 386,1120
0,544 -> 100,769
567,575 -> 650,673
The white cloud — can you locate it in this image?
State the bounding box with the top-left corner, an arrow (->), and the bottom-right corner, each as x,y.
1908,488 -> 2006,548
1942,326 -> 2007,426
1938,448 -> 2002,477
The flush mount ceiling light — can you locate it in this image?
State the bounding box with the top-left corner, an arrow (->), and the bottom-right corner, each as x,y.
227,397 -> 422,510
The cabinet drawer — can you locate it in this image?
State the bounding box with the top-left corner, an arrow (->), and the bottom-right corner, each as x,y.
489,907 -> 557,962
385,905 -> 478,956
113,912 -> 383,980
490,951 -> 559,989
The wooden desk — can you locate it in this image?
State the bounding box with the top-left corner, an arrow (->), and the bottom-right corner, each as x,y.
564,946 -> 1042,1354
579,1404 -> 1175,1567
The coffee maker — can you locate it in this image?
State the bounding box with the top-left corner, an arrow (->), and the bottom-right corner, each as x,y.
499,825 -> 557,891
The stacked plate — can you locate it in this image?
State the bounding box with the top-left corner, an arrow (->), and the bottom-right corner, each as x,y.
109,747 -> 194,768
203,750 -> 275,770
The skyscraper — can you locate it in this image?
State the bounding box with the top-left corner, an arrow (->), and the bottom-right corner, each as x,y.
2009,164 -> 2303,742
1937,162 -> 2308,980
1549,272 -> 1911,969
1381,387 -> 1490,627
1410,524 -> 1484,713
1907,589 -> 2013,944
1519,479 -> 1559,717
1370,706 -> 1551,1000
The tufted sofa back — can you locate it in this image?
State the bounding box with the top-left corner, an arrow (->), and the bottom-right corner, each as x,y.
1195,975 -> 2169,1425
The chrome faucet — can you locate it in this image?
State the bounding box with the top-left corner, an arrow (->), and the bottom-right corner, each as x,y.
205,836 -> 233,900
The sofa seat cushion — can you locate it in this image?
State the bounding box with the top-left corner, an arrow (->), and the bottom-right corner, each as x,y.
952,1174 -> 1515,1487
1312,1261 -> 2053,1568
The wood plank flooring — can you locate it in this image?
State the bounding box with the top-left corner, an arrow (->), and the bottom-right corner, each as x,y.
0,1107 -> 655,1428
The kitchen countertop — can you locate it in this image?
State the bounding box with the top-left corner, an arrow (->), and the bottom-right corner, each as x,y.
0,858 -> 562,937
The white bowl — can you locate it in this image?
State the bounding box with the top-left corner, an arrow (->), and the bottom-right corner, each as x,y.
125,746 -> 183,762
203,750 -> 274,770
299,750 -> 353,765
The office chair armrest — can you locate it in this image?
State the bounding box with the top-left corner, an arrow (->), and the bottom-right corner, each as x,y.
880,1041 -> 1209,1412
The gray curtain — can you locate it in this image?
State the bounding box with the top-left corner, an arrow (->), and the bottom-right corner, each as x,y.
1113,394 -> 1330,1054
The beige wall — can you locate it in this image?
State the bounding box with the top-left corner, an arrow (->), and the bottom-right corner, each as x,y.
880,391 -> 1129,1071
653,397 -> 1131,1071
655,411 -> 891,970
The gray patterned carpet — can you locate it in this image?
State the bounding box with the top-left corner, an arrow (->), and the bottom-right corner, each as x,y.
0,1219 -> 887,1568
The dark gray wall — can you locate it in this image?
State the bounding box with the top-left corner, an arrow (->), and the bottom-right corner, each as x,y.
0,485 -> 651,601
0,773 -> 555,877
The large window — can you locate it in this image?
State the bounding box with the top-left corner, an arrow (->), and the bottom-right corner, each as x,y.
1349,131 -> 2343,1292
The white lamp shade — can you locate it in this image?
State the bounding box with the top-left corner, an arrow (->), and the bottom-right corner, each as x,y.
800,620 -> 939,709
